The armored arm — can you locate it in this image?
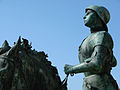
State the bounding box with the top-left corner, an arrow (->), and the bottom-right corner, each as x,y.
64,45 -> 109,74
64,31 -> 117,75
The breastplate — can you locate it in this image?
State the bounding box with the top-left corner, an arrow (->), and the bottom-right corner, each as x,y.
79,34 -> 94,64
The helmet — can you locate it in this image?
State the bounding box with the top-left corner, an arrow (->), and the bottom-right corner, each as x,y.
86,5 -> 110,24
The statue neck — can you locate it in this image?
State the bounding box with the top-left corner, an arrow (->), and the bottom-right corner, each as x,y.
90,27 -> 107,33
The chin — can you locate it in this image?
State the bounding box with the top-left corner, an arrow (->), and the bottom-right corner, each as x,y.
84,23 -> 90,27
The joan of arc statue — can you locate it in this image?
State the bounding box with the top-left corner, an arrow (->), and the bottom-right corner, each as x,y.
64,5 -> 119,90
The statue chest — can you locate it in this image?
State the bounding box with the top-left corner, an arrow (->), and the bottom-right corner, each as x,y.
79,34 -> 94,63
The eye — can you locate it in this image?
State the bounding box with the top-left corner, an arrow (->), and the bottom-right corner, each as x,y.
86,12 -> 90,15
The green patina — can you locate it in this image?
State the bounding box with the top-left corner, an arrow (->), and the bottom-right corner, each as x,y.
64,5 -> 119,90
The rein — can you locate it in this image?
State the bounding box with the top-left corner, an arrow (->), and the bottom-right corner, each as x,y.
56,74 -> 69,90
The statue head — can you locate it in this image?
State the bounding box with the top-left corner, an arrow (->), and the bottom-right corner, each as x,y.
84,5 -> 110,30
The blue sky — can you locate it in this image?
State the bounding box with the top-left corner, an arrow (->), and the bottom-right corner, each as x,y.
0,0 -> 120,90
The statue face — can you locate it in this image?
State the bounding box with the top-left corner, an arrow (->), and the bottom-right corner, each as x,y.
83,10 -> 98,28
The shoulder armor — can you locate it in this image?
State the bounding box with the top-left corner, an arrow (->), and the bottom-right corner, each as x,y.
90,31 -> 113,49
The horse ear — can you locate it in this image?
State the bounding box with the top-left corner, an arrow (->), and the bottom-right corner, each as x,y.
16,36 -> 21,45
1,40 -> 9,48
6,36 -> 21,57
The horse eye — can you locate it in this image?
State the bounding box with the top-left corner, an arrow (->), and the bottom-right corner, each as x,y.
2,60 -> 7,68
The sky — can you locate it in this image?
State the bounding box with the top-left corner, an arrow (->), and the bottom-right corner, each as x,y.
0,0 -> 120,90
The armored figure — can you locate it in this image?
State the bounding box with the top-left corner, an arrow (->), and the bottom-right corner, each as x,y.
64,5 -> 119,90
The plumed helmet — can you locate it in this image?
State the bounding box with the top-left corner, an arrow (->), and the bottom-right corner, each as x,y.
86,5 -> 110,24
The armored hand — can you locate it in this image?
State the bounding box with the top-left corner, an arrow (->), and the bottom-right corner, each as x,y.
64,64 -> 74,76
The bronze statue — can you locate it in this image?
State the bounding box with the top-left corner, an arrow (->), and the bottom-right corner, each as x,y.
64,5 -> 119,90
